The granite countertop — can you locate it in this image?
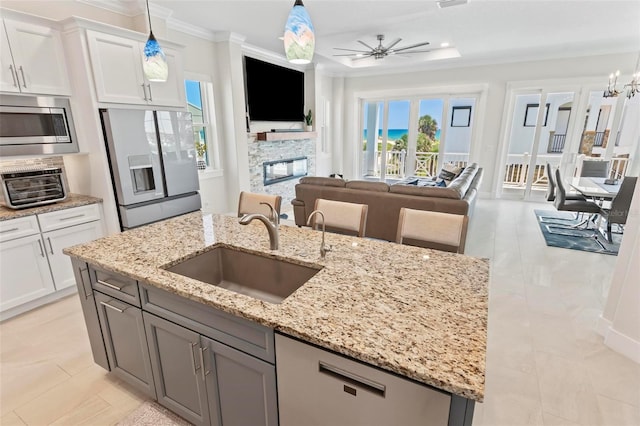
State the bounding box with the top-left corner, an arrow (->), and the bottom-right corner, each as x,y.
64,212 -> 489,402
0,194 -> 103,221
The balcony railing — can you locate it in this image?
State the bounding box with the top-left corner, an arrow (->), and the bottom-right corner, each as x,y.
547,133 -> 566,153
593,131 -> 605,147
364,151 -> 470,179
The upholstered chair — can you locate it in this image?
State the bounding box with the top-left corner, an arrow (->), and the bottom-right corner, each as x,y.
554,169 -> 600,217
545,163 -> 585,202
237,191 -> 282,221
396,208 -> 468,254
599,176 -> 637,242
311,199 -> 368,237
580,160 -> 610,178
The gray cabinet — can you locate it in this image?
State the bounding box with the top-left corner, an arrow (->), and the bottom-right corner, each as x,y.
71,259 -> 109,370
94,291 -> 155,398
202,336 -> 278,426
144,312 -> 213,426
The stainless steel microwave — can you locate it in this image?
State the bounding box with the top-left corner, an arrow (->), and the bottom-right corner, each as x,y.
0,95 -> 79,156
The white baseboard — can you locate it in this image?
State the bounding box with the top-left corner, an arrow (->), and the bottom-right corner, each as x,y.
596,314 -> 612,337
604,327 -> 640,364
0,287 -> 77,322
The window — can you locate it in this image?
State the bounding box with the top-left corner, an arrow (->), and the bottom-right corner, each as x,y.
524,103 -> 550,127
185,77 -> 219,171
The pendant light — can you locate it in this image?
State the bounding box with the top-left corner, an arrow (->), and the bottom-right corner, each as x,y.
143,0 -> 168,82
284,0 -> 315,64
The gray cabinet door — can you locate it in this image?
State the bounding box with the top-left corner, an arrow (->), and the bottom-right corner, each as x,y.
71,258 -> 109,370
202,336 -> 278,426
143,312 -> 212,426
94,291 -> 155,397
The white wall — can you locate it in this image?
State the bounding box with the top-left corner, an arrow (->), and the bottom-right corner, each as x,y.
445,98 -> 475,154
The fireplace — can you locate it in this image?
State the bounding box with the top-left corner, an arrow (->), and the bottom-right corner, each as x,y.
263,157 -> 308,186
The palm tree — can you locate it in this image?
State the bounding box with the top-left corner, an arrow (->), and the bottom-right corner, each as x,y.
418,115 -> 438,140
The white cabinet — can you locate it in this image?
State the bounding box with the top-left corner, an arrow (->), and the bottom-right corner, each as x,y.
44,221 -> 103,290
0,18 -> 71,95
0,204 -> 104,319
86,30 -> 185,107
0,230 -> 55,312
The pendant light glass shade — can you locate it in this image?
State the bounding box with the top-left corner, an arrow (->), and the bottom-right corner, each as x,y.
143,0 -> 168,82
284,0 -> 315,64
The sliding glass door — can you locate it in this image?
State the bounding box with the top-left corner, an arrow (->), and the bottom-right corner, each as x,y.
501,90 -> 579,199
360,94 -> 478,182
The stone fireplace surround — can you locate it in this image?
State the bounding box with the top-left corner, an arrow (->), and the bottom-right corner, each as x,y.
248,136 -> 315,211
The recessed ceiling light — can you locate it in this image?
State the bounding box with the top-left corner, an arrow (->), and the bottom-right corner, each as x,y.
437,0 -> 468,8
440,42 -> 450,48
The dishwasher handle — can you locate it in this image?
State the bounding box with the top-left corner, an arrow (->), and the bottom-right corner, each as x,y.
319,361 -> 386,397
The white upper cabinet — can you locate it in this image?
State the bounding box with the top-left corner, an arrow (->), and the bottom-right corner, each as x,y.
86,30 -> 185,108
0,19 -> 71,95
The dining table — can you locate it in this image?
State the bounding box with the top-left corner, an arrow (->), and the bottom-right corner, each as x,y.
570,177 -> 621,200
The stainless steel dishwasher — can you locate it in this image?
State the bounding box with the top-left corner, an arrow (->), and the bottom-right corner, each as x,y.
275,334 -> 452,426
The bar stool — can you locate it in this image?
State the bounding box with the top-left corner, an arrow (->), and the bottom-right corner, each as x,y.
396,208 -> 468,254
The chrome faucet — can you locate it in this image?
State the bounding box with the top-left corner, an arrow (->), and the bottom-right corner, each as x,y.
239,210 -> 279,250
306,210 -> 332,258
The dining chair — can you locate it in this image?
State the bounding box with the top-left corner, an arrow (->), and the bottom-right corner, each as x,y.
553,168 -> 601,223
599,176 -> 637,242
311,199 -> 368,237
237,191 -> 282,221
545,163 -> 586,203
580,159 -> 610,178
396,208 -> 468,254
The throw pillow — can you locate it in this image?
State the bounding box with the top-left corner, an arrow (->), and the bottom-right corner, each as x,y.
438,163 -> 463,186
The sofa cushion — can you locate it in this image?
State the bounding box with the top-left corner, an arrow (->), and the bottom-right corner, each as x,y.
438,163 -> 464,185
346,181 -> 390,192
389,184 -> 461,199
299,176 -> 346,187
448,163 -> 478,196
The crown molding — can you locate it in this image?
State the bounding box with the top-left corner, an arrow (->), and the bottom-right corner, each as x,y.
75,0 -> 141,16
212,31 -> 246,44
167,17 -> 217,40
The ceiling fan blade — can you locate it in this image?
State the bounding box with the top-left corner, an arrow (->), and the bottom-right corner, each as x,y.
333,53 -> 362,57
392,41 -> 431,53
393,49 -> 434,54
333,47 -> 371,53
357,40 -> 376,51
385,38 -> 402,50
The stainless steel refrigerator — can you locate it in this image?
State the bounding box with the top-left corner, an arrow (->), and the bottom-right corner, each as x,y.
101,109 -> 201,230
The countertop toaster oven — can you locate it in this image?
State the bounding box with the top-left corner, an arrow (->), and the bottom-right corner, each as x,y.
1,167 -> 67,209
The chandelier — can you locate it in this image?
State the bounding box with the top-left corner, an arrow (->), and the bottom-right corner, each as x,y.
603,70 -> 620,98
624,72 -> 639,99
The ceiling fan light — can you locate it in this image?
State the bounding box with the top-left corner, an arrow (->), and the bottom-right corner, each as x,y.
284,0 -> 315,64
437,0 -> 469,8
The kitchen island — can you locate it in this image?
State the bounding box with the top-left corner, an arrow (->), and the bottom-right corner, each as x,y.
64,212 -> 488,425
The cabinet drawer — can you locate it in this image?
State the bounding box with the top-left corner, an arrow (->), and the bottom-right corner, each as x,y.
141,284 -> 275,363
90,266 -> 140,307
0,215 -> 40,242
38,204 -> 101,232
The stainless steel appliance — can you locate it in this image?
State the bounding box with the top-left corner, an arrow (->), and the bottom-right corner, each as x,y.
1,167 -> 67,209
100,109 -> 201,230
0,95 -> 78,156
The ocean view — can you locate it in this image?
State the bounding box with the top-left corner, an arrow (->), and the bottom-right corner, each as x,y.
363,129 -> 441,141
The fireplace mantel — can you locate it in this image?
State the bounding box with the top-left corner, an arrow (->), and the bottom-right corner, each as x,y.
256,131 -> 317,141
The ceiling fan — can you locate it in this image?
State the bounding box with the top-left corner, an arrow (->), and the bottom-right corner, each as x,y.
333,34 -> 431,60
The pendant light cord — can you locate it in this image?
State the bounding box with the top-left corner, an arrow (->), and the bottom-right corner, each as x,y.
146,0 -> 153,33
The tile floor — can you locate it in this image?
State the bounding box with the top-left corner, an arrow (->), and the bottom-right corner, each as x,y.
1,199 -> 638,425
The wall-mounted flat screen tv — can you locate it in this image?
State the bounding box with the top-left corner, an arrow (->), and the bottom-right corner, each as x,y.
244,56 -> 304,122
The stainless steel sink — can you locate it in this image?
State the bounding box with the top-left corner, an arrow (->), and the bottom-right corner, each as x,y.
166,246 -> 322,304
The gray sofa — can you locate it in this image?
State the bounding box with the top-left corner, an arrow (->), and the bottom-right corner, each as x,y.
292,163 -> 483,242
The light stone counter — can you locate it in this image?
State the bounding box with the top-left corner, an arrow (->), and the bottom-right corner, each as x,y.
0,194 -> 102,221
64,212 -> 489,402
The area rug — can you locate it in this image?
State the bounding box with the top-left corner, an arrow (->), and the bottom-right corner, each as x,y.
534,209 -> 620,255
117,401 -> 192,426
